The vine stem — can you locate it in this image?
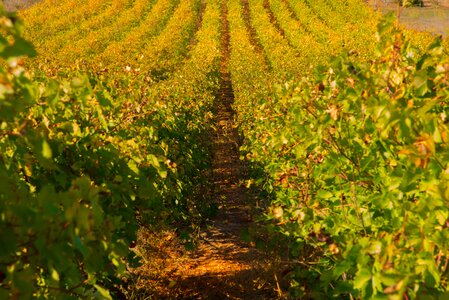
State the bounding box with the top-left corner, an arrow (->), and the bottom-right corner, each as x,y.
351,182 -> 367,236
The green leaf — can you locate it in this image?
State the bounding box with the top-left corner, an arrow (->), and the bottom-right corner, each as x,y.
0,36 -> 36,59
93,284 -> 112,300
413,70 -> 429,97
317,189 -> 333,199
42,140 -> 52,159
50,268 -> 60,282
74,236 -> 88,257
0,230 -> 17,256
354,268 -> 371,290
97,90 -> 113,107
333,260 -> 352,277
127,160 -> 139,175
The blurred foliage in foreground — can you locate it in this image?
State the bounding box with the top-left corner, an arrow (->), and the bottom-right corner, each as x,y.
0,5 -> 217,298
248,14 -> 449,299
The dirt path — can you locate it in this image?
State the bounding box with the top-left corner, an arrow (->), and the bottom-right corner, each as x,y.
164,1 -> 281,298
3,0 -> 41,11
241,0 -> 272,71
263,0 -> 286,38
366,0 -> 449,36
127,1 -> 283,299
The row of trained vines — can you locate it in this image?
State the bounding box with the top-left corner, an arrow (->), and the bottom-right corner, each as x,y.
226,0 -> 449,298
1,0 -> 449,298
1,0 -> 222,297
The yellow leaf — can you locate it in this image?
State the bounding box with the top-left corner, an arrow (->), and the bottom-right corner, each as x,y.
42,140 -> 52,159
168,280 -> 177,288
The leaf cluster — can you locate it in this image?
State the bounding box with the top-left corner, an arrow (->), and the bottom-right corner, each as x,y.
245,14 -> 449,299
0,2 -> 222,297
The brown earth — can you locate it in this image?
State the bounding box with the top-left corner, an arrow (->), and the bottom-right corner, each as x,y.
2,0 -> 40,11
367,0 -> 449,36
123,1 -> 286,299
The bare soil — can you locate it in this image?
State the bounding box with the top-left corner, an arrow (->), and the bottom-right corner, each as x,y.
241,0 -> 271,69
2,0 -> 40,11
124,1 -> 285,299
367,0 -> 449,36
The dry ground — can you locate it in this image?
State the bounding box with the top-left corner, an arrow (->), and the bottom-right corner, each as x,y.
397,7 -> 449,36
2,0 -> 40,11
368,0 -> 449,36
122,3 -> 286,298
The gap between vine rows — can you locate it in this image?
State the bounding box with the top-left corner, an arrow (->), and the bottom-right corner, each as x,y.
162,0 -> 281,297
127,0 -> 284,298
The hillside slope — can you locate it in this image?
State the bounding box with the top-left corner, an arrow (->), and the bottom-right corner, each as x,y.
2,0 -> 449,299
